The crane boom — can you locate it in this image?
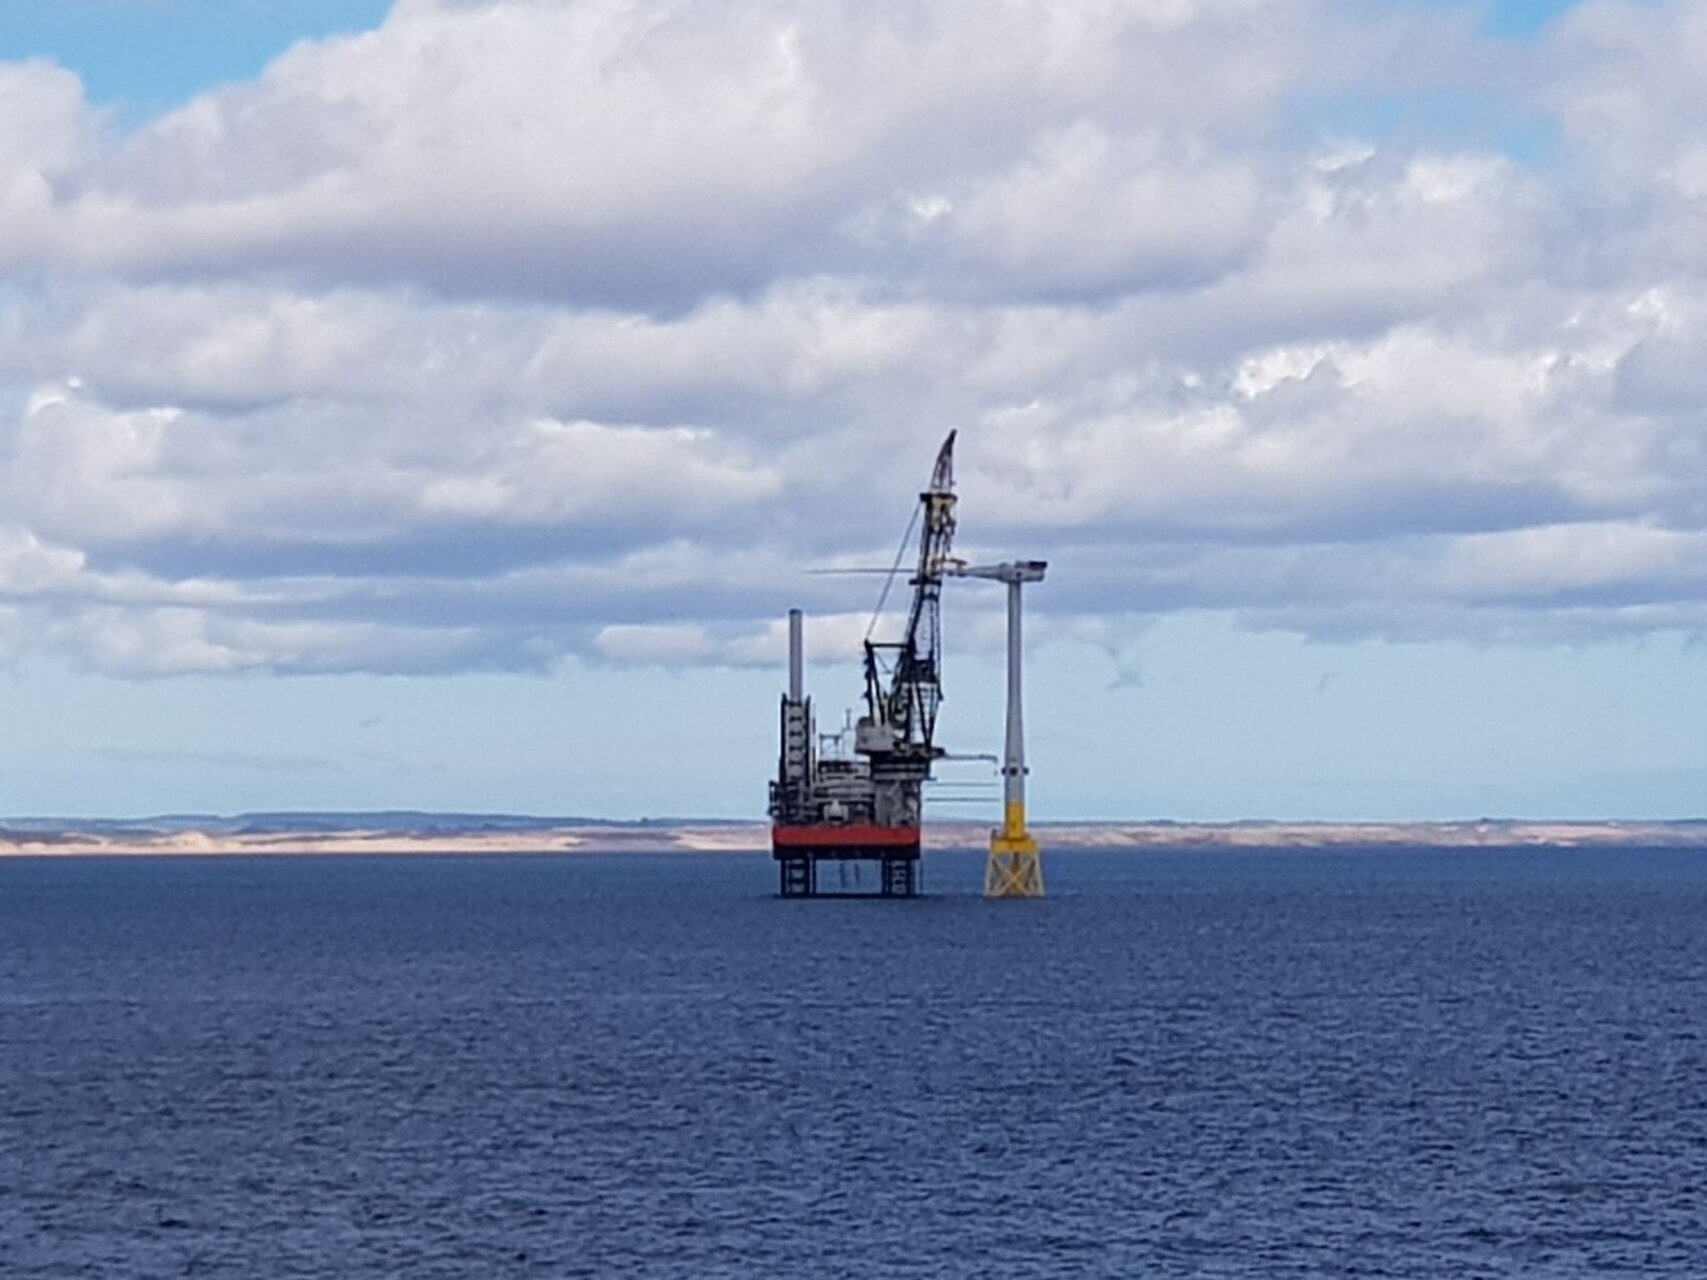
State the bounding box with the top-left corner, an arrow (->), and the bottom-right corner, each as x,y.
864,430 -> 958,754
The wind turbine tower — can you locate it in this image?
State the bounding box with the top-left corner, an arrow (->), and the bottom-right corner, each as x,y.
954,559 -> 1048,897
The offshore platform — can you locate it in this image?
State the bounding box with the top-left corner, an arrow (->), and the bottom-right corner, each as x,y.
768,432 -> 1047,898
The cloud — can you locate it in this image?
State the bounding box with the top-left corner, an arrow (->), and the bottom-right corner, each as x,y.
7,0 -> 1331,305
3,0 -> 1707,676
0,60 -> 100,262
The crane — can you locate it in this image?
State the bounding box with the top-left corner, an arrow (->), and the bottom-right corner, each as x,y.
857,430 -> 959,813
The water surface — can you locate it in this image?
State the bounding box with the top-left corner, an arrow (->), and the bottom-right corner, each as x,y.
4,847 -> 1705,1276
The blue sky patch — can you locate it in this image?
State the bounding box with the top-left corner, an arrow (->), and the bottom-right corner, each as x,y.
0,0 -> 392,119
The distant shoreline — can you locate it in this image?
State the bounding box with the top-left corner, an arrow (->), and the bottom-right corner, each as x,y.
5,818 -> 1707,857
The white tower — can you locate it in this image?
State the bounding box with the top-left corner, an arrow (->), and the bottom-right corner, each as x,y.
954,560 -> 1047,897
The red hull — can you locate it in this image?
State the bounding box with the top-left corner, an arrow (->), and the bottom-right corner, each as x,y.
771,822 -> 920,852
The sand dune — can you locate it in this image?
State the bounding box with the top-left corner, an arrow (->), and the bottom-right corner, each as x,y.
5,818 -> 1707,856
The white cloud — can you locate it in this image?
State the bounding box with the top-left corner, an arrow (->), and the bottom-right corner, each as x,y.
928,123 -> 1266,296
3,0 -> 1707,675
593,623 -> 716,666
0,526 -> 87,593
0,61 -> 100,264
7,0 -> 1327,304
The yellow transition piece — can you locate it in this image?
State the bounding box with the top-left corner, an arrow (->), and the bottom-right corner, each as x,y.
985,800 -> 1044,898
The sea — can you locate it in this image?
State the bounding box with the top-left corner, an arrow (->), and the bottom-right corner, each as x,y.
3,846 -> 1705,1278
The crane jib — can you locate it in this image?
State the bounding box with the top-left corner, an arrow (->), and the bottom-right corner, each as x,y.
875,431 -> 957,747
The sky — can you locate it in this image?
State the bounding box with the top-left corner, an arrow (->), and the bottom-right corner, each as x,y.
2,0 -> 1706,822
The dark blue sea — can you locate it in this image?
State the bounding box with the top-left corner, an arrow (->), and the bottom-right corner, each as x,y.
4,847 -> 1706,1277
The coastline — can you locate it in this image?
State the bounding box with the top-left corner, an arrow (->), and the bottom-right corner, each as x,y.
6,818 -> 1707,857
